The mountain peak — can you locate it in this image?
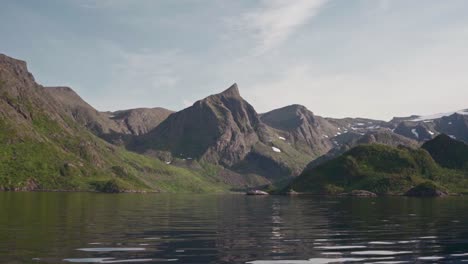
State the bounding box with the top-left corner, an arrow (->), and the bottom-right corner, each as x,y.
218,83 -> 240,98
0,53 -> 35,83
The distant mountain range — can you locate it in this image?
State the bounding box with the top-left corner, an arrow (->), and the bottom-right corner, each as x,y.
1,53 -> 468,193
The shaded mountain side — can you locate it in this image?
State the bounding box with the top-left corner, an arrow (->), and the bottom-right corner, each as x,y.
46,86 -> 173,141
260,105 -> 337,157
0,53 -> 228,193
422,134 -> 468,171
433,114 -> 468,142
392,112 -> 468,143
131,84 -> 263,165
110,107 -> 173,135
394,122 -> 435,141
289,143 -> 468,195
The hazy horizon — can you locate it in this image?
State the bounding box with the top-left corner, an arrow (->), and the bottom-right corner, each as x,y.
1,0 -> 468,120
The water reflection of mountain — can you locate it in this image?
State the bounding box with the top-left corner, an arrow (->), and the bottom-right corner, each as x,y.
1,193 -> 468,263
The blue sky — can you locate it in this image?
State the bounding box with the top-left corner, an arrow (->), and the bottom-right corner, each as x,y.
1,0 -> 468,120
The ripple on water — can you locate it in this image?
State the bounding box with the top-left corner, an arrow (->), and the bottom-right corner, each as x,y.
418,256 -> 444,261
373,260 -> 410,264
63,258 -> 154,263
350,251 -> 412,256
247,259 -> 366,264
418,236 -> 437,239
76,248 -> 146,252
397,240 -> 418,244
368,241 -> 396,245
315,246 -> 367,250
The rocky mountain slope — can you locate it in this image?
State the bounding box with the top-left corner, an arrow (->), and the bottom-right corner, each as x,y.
46,86 -> 173,143
0,54 -> 227,192
260,105 -> 337,157
130,85 -> 322,181
1,53 -> 468,192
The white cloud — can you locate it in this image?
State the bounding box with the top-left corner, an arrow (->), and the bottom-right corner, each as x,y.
231,0 -> 329,55
112,49 -> 181,91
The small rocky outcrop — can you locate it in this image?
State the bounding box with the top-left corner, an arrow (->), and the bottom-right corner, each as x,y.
286,189 -> 299,195
246,190 -> 269,195
339,190 -> 378,197
405,182 -> 448,197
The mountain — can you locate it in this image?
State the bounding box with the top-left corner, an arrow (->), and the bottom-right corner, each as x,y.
109,107 -> 173,135
130,85 -> 318,181
392,111 -> 468,142
45,86 -> 126,134
132,84 -> 263,165
2,53 -> 468,193
46,86 -> 173,143
260,105 -> 337,157
422,134 -> 468,171
0,54 -> 226,192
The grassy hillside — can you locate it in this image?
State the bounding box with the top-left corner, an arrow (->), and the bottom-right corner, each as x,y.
0,54 -> 228,193
289,143 -> 468,195
0,110 -> 227,193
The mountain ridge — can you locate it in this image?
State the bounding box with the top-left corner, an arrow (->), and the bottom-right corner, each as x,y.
1,53 -> 468,192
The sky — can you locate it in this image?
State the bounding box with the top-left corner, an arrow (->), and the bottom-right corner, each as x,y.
1,0 -> 468,120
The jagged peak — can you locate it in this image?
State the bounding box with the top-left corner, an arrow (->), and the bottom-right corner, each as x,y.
218,83 -> 240,98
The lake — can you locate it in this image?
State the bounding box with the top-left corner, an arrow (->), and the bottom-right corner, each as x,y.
1,193 -> 468,263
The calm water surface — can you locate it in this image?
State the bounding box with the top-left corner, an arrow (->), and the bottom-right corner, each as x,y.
1,193 -> 468,263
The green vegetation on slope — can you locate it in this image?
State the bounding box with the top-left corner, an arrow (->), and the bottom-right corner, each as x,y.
289,143 -> 468,195
0,95 -> 227,193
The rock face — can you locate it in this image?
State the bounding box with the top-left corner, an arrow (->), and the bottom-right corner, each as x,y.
394,122 -> 434,142
132,84 -> 264,166
260,105 -> 337,157
392,111 -> 468,143
110,107 -> 173,135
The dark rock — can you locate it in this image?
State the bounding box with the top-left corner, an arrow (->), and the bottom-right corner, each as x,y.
405,182 -> 448,197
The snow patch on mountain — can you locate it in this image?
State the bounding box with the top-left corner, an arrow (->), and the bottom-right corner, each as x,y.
411,129 -> 419,139
272,147 -> 281,153
410,109 -> 468,121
